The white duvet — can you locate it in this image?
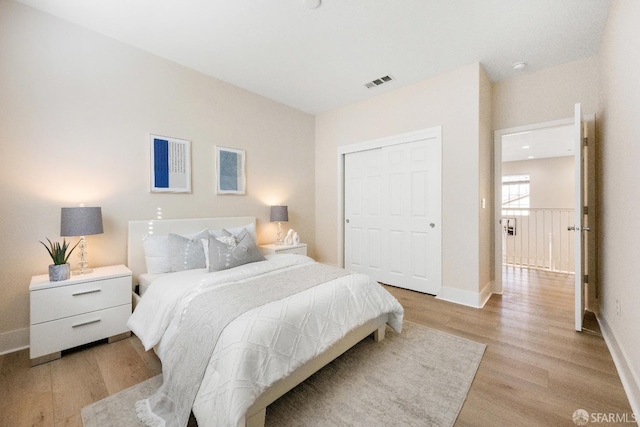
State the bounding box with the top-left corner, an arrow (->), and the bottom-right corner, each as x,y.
127,254 -> 404,427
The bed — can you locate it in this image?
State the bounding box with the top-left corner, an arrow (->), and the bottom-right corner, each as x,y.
126,217 -> 404,427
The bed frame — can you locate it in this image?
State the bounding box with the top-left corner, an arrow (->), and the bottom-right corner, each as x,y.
127,217 -> 388,427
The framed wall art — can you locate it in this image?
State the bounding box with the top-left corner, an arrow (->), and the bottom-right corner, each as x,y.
216,146 -> 246,195
150,134 -> 191,193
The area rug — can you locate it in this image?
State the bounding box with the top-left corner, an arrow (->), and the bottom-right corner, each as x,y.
82,321 -> 485,427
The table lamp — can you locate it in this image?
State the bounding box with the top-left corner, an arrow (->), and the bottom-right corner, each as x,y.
270,205 -> 288,245
60,206 -> 103,274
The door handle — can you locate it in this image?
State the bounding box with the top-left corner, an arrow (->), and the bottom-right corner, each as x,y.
567,225 -> 577,231
582,227 -> 591,232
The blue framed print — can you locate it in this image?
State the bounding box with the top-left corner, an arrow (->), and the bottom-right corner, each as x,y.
150,134 -> 191,193
216,146 -> 246,195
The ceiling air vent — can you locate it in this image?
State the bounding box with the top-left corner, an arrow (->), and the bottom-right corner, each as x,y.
364,75 -> 394,89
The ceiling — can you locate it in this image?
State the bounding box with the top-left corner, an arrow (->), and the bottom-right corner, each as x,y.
16,0 -> 610,114
502,125 -> 574,162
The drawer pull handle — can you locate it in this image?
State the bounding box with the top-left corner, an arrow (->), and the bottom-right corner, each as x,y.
72,288 -> 101,296
72,318 -> 101,328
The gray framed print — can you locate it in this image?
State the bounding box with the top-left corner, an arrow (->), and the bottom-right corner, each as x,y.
150,134 -> 192,193
215,146 -> 246,195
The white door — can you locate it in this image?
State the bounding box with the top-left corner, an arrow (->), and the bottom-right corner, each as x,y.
344,138 -> 441,294
572,103 -> 587,331
344,148 -> 384,281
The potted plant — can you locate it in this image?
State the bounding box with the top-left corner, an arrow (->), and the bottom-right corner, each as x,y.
40,238 -> 79,281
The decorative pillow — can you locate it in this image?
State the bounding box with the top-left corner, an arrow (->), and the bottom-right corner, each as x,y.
208,228 -> 265,272
168,230 -> 209,272
216,235 -> 237,247
202,229 -> 235,269
211,222 -> 257,243
142,228 -> 208,273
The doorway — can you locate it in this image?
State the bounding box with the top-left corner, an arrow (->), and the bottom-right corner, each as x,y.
500,124 -> 576,274
494,117 -> 575,294
494,109 -> 596,331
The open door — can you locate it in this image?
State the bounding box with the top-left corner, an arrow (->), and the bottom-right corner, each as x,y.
571,103 -> 587,331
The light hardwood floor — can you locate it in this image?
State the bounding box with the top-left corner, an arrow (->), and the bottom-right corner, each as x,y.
0,267 -> 633,426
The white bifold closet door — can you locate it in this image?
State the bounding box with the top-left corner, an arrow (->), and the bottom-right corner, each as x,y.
344,138 -> 441,295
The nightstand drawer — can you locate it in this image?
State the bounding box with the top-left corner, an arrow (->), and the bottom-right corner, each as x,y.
30,276 -> 131,324
274,246 -> 307,255
260,243 -> 307,256
30,304 -> 131,359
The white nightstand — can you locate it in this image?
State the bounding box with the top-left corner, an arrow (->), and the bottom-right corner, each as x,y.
29,264 -> 132,366
260,243 -> 307,256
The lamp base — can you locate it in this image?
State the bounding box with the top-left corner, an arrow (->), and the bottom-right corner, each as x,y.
72,268 -> 93,275
275,222 -> 284,245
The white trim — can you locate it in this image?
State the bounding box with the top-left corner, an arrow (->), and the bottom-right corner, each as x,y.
597,313 -> 640,417
493,118 -> 573,294
337,127 -> 442,156
0,327 -> 29,355
436,280 -> 492,309
336,127 -> 442,280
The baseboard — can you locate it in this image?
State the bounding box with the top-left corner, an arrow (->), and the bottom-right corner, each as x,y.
0,327 -> 29,355
597,313 -> 640,417
479,280 -> 493,308
437,281 -> 492,309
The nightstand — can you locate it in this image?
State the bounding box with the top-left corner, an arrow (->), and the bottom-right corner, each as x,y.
260,243 -> 307,256
29,264 -> 132,366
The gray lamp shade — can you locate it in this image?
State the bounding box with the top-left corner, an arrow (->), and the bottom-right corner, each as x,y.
60,207 -> 104,237
270,205 -> 288,222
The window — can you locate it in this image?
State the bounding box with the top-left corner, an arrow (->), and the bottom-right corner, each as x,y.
502,174 -> 530,215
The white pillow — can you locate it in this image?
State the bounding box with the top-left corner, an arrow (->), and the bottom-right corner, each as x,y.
142,228 -> 208,274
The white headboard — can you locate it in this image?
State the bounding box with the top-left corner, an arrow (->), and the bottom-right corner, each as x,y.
127,216 -> 256,283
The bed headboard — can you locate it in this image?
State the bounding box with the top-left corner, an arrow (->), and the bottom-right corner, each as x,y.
127,216 -> 256,283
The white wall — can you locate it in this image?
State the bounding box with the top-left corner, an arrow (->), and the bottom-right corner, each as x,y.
0,1 -> 315,352
493,56 -> 600,130
316,62 -> 492,306
597,0 -> 640,414
502,156 -> 575,209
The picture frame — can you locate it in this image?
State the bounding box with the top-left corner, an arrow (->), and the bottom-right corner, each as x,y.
150,134 -> 192,193
215,146 -> 246,195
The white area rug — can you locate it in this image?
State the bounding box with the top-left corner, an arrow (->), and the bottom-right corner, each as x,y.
82,321 -> 485,426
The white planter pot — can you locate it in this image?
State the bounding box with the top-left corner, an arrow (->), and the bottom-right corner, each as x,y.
49,263 -> 70,282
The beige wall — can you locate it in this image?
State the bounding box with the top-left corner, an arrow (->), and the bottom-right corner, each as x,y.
502,156 -> 575,209
0,1 -> 315,349
493,56 -> 600,130
597,0 -> 640,411
316,62 -> 491,304
478,65 -> 494,291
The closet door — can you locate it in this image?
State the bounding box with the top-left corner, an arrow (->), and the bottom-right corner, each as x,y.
344,148 -> 384,281
344,137 -> 441,295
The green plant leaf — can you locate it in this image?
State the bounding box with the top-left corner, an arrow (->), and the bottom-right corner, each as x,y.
40,237 -> 79,265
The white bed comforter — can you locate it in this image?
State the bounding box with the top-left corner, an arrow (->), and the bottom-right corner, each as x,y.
128,254 -> 404,427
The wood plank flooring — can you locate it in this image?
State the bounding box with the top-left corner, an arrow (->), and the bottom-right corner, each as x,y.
0,267 -> 633,426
